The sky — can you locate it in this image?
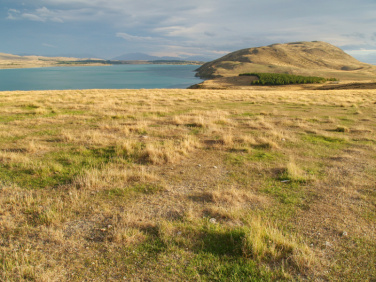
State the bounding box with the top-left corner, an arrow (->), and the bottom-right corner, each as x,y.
1,0 -> 376,63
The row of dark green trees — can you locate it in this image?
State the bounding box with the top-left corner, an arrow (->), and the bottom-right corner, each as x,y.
240,73 -> 337,85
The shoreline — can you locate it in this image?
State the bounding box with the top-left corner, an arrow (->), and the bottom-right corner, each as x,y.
1,80 -> 376,93
0,59 -> 203,70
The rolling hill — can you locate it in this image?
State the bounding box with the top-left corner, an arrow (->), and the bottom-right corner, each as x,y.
195,41 -> 376,82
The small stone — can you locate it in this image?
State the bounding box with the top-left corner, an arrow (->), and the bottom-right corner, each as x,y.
141,135 -> 148,139
341,231 -> 348,237
310,243 -> 314,247
209,218 -> 217,224
68,192 -> 73,196
197,164 -> 201,167
177,231 -> 182,235
282,138 -> 286,141
324,241 -> 332,247
213,166 -> 217,169
107,225 -> 113,229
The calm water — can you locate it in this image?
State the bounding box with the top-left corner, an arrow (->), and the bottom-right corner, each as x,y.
0,64 -> 203,91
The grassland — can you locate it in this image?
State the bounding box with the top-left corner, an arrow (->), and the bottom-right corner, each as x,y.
0,88 -> 375,281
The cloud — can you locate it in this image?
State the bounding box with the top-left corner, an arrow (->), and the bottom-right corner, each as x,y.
7,9 -> 20,20
204,32 -> 216,37
42,43 -> 57,48
346,49 -> 376,64
347,49 -> 376,55
34,6 -> 64,22
3,0 -> 376,62
116,32 -> 154,41
154,24 -> 211,38
7,7 -> 64,22
342,32 -> 366,39
23,13 -> 46,22
149,44 -> 230,60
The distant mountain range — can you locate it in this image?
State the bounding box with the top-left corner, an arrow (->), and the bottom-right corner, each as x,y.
112,52 -> 210,62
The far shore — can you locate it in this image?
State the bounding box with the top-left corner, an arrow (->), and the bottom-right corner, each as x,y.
0,57 -> 203,70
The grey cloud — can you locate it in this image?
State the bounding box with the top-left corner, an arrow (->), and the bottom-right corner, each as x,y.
116,32 -> 155,41
342,32 -> 366,39
22,13 -> 45,22
7,6 -> 65,22
204,32 -> 216,37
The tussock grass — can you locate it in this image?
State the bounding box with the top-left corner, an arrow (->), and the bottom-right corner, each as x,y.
0,88 -> 375,281
73,165 -> 159,190
281,159 -> 315,182
242,216 -> 314,271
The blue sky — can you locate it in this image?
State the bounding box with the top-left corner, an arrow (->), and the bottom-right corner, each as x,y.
1,0 -> 376,62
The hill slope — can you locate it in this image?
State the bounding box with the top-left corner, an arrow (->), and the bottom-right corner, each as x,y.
196,41 -> 376,81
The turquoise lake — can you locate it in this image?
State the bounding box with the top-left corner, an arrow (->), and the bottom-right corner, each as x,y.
0,64 -> 203,91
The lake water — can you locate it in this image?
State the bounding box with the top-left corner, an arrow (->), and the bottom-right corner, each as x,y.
0,64 -> 203,91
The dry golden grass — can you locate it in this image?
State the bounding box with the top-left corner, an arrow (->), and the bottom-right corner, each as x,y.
0,88 -> 376,281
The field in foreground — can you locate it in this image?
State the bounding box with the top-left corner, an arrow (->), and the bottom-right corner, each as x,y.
0,88 -> 375,281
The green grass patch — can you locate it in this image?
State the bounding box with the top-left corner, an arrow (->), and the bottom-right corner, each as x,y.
302,134 -> 347,146
132,183 -> 165,194
240,112 -> 257,117
250,150 -> 278,161
0,147 -> 114,189
0,113 -> 31,123
262,181 -> 308,206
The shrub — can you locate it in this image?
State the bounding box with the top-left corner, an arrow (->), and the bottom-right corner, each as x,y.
239,73 -> 328,85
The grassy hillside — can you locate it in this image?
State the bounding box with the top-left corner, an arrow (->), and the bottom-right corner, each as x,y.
1,89 -> 376,281
196,41 -> 376,81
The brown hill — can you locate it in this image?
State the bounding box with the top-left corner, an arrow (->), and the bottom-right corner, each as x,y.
196,41 -> 376,82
